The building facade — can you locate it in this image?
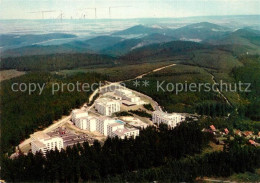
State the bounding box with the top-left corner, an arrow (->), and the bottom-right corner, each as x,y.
71,109 -> 88,123
96,117 -> 116,136
74,116 -> 97,132
152,111 -> 185,128
112,127 -> 140,139
94,98 -> 120,116
31,132 -> 63,155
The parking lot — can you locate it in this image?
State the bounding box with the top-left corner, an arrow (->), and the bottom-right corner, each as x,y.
47,127 -> 94,148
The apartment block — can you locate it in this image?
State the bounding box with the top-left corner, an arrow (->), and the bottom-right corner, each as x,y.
31,131 -> 63,155
94,98 -> 120,116
152,110 -> 185,128
115,89 -> 141,103
71,109 -> 88,123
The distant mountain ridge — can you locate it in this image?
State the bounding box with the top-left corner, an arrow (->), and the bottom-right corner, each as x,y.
101,33 -> 176,56
112,25 -> 173,36
0,33 -> 77,48
169,22 -> 231,42
1,22 -> 260,58
121,40 -> 208,61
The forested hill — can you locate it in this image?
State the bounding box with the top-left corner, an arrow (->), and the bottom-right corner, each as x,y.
121,40 -> 209,62
0,53 -> 117,71
0,41 -> 209,71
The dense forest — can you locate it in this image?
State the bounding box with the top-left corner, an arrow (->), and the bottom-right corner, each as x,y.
0,72 -> 106,154
1,123 -> 259,182
121,40 -> 207,62
0,53 -> 116,71
120,140 -> 260,182
232,55 -> 260,120
1,122 -> 210,182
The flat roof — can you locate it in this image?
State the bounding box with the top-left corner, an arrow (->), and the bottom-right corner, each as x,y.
95,98 -> 120,106
122,100 -> 136,106
31,131 -> 50,140
98,116 -> 112,121
32,140 -> 46,148
115,88 -> 132,93
153,110 -> 182,118
113,127 -> 138,136
113,128 -> 129,136
108,122 -> 124,127
125,127 -> 139,132
80,116 -> 98,120
72,109 -> 87,114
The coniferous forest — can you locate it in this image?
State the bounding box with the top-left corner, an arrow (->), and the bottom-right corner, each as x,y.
1,123 -> 259,182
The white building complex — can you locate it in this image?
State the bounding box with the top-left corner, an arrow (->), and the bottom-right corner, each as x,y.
152,111 -> 185,128
31,131 -> 63,155
94,98 -> 120,116
72,113 -> 139,139
115,89 -> 141,104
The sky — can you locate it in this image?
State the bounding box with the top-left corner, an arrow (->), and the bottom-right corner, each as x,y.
0,0 -> 260,19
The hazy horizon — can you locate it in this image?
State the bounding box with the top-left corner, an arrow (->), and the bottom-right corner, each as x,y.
0,14 -> 260,20
1,0 -> 260,20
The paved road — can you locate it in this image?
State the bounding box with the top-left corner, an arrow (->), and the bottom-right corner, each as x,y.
210,74 -> 232,106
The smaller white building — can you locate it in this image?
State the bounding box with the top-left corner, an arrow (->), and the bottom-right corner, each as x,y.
71,109 -> 88,123
107,122 -> 124,137
152,111 -> 185,128
94,98 -> 120,116
31,131 -> 63,155
112,127 -> 139,139
115,89 -> 141,103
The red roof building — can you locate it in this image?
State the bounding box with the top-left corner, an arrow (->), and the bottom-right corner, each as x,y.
234,129 -> 242,136
224,128 -> 229,135
210,125 -> 216,131
243,131 -> 253,137
249,140 -> 256,145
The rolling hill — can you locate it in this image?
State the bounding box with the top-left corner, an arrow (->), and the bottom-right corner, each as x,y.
122,40 -> 208,62
213,28 -> 260,46
208,28 -> 260,55
102,33 -> 176,56
1,43 -> 94,58
0,53 -> 116,71
0,36 -> 122,58
112,24 -> 173,37
80,36 -> 123,51
0,33 -> 77,49
1,33 -> 176,57
169,22 -> 231,42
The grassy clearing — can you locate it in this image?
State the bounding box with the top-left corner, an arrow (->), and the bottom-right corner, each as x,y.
0,69 -> 25,82
145,64 -> 213,83
57,61 -> 175,81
